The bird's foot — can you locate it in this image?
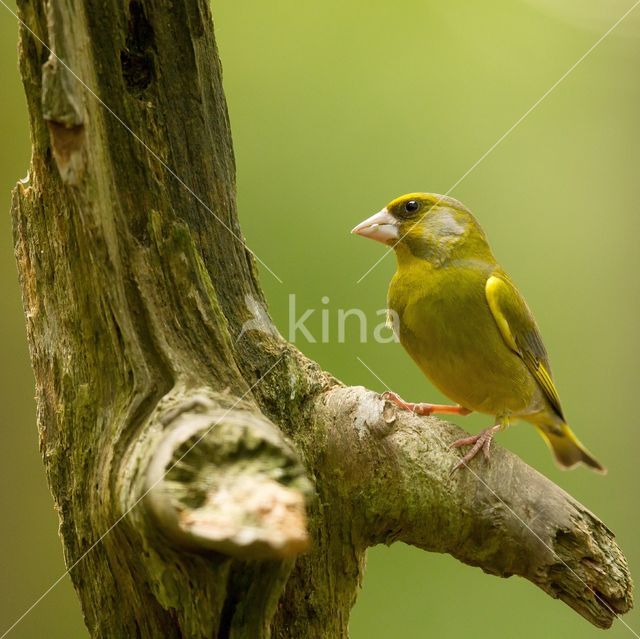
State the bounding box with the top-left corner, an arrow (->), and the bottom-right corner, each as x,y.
450,424 -> 502,472
382,391 -> 472,416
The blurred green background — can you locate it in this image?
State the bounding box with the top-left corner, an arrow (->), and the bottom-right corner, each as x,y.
1,0 -> 639,637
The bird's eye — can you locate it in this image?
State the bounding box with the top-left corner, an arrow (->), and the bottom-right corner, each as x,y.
404,199 -> 420,213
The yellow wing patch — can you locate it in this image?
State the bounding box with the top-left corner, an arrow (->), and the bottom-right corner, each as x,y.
485,274 -> 565,420
485,276 -> 517,351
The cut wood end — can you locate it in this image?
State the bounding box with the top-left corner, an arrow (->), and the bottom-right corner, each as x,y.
179,475 -> 310,559
143,391 -> 313,560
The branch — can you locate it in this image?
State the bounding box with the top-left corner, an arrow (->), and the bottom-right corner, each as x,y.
143,392 -> 313,559
317,385 -> 633,629
11,0 -> 632,634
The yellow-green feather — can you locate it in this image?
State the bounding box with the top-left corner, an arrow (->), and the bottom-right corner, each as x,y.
485,272 -> 564,420
381,192 -> 605,472
484,272 -> 605,472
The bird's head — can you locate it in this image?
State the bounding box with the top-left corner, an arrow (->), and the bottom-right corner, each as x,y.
352,192 -> 492,264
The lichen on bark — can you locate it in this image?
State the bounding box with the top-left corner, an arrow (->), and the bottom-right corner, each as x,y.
10,0 -> 632,637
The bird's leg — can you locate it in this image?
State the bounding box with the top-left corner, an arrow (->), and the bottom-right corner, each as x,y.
381,391 -> 472,416
450,423 -> 504,472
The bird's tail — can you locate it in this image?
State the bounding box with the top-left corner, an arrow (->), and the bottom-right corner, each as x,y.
534,422 -> 606,473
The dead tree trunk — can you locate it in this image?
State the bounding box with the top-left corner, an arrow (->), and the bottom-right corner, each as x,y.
10,0 -> 632,637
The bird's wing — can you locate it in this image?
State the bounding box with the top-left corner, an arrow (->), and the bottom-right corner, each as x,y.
485,271 -> 565,420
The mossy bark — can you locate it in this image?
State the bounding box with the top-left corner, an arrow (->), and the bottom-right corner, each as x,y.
11,0 -> 632,637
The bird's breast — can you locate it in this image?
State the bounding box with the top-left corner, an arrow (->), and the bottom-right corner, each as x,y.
388,264 -> 539,416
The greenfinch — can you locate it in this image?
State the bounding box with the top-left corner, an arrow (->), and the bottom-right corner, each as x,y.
352,192 -> 605,473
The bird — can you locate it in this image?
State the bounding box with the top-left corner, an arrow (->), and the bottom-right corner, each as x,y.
352,192 -> 605,473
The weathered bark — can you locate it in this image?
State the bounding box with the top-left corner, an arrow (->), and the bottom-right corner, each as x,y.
10,0 -> 632,637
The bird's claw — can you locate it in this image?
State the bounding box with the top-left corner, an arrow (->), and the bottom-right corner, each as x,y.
450,424 -> 501,472
381,392 -> 473,418
381,391 -> 434,416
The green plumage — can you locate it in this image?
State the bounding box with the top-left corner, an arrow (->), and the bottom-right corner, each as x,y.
378,192 -> 604,472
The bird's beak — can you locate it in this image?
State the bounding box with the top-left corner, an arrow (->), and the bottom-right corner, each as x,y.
351,208 -> 399,245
